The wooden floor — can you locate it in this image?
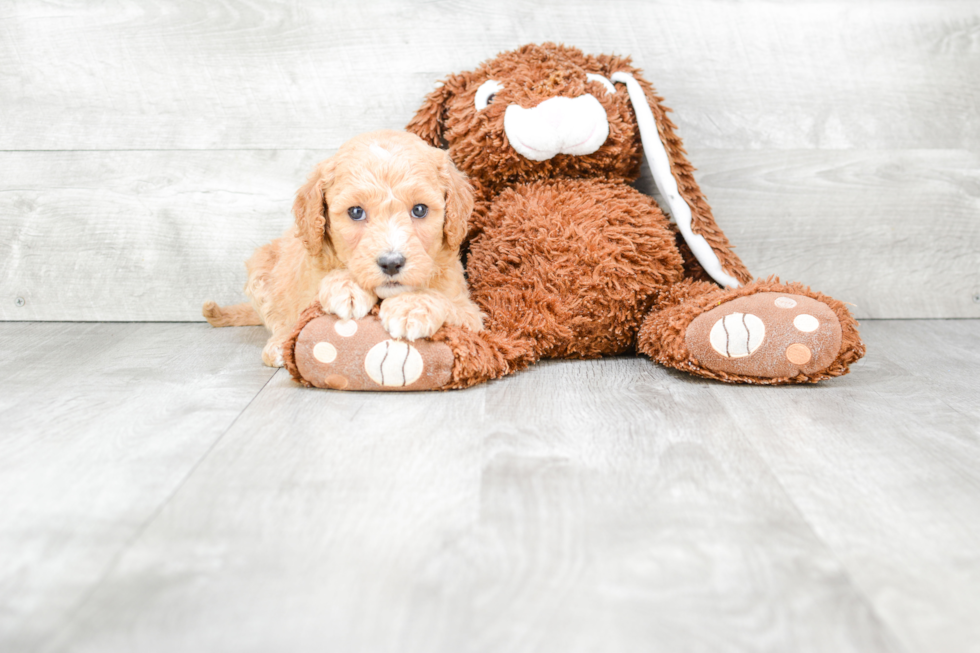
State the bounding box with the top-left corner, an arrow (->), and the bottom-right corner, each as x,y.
2,1 -> 978,650
1,319 -> 977,653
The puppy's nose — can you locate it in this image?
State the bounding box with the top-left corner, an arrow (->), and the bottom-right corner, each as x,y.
377,252 -> 406,277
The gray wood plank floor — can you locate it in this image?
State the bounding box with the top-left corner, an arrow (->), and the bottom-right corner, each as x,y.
2,319 -> 978,653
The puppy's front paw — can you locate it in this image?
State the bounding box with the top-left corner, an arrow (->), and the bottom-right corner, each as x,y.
262,341 -> 285,368
319,277 -> 376,320
380,293 -> 447,341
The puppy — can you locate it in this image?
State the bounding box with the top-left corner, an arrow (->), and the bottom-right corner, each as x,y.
203,130 -> 484,367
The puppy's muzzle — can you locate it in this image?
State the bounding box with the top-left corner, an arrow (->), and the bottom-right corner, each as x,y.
377,252 -> 406,277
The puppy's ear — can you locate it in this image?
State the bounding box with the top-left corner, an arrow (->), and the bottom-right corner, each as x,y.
293,158 -> 336,257
406,74 -> 466,148
439,153 -> 474,252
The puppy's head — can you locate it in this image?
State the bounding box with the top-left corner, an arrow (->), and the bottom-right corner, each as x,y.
293,130 -> 473,298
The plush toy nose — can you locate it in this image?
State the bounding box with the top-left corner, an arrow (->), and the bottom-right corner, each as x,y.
377,252 -> 406,276
503,94 -> 610,161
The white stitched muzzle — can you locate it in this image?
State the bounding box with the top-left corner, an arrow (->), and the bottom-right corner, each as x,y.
503,94 -> 610,161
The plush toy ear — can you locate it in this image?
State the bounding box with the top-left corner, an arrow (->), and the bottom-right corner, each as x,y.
439,152 -> 474,251
293,158 -> 336,257
610,71 -> 752,288
406,74 -> 466,148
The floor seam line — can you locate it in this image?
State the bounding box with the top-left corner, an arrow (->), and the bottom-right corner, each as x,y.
718,400 -> 915,653
34,368 -> 280,653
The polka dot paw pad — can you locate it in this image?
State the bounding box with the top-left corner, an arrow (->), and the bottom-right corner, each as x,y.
685,293 -> 843,378
292,314 -> 454,391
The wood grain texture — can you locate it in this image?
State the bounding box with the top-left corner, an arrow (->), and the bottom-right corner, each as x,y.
0,149 -> 329,320
3,320 -> 979,651
2,0 -> 978,321
707,319 -> 980,653
675,148 -> 980,319
1,0 -> 978,150
31,336 -> 903,653
0,323 -> 274,652
3,148 -> 977,321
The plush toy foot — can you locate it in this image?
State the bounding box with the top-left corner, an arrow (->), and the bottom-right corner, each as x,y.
283,307 -> 454,391
686,292 -> 844,379
639,281 -> 865,384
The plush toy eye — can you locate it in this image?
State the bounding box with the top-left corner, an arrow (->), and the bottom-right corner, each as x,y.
411,204 -> 428,218
586,73 -> 616,95
475,80 -> 503,110
348,206 -> 366,221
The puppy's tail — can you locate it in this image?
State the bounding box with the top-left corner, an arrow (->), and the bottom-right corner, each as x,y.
202,301 -> 262,327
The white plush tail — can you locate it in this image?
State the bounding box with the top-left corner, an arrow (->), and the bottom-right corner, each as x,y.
610,72 -> 741,289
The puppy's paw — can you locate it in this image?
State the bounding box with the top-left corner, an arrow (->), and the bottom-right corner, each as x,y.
262,341 -> 285,368
458,304 -> 485,332
319,276 -> 376,320
380,293 -> 447,341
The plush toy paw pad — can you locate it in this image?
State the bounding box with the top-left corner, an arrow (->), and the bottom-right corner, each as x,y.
686,293 -> 843,378
364,340 -> 425,386
293,314 -> 454,391
708,312 -> 766,358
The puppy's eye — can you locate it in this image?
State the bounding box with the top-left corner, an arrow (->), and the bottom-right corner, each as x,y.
348,206 -> 366,221
475,80 -> 503,111
411,204 -> 428,219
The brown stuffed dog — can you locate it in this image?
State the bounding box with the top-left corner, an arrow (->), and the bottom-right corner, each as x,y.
284,43 -> 865,390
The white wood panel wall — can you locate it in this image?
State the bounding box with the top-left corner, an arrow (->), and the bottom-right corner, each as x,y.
1,0 -> 978,320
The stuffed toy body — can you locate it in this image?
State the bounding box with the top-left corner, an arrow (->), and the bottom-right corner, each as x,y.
285,43 -> 864,389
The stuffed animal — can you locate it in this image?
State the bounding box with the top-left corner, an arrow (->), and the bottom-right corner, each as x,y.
283,43 -> 865,390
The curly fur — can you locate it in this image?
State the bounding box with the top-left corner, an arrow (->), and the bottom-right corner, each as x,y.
408,43 -> 750,283
397,43 -> 864,386
205,130 -> 482,366
638,277 -> 866,385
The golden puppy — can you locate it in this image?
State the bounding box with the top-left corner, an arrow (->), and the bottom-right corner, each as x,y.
203,130 -> 483,367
